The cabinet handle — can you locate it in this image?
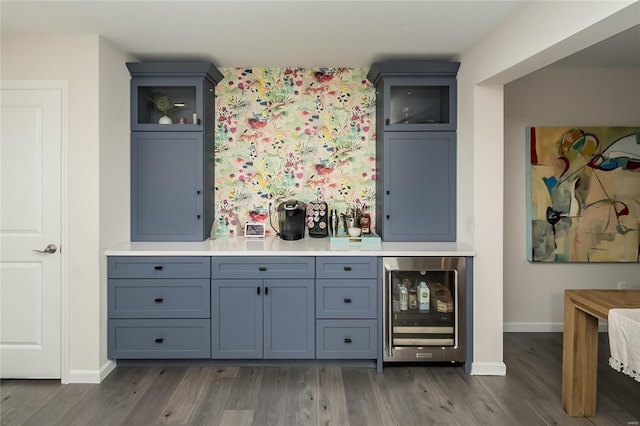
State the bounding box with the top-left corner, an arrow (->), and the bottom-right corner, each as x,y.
385,118 -> 390,126
386,215 -> 390,220
257,287 -> 260,295
196,190 -> 201,195
265,287 -> 269,295
343,266 -> 352,271
344,338 -> 352,344
154,266 -> 164,271
154,338 -> 164,344
196,214 -> 201,219
344,298 -> 352,304
386,190 -> 390,195
258,266 -> 267,271
154,298 -> 164,303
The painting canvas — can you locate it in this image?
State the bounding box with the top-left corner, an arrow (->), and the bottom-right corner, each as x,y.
526,127 -> 640,262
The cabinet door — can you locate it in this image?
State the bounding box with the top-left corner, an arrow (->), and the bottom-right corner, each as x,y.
381,77 -> 456,132
381,132 -> 456,241
130,77 -> 203,132
263,279 -> 315,359
131,132 -> 204,241
211,279 -> 262,359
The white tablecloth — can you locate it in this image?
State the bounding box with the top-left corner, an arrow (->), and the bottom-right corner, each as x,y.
608,308 -> 640,382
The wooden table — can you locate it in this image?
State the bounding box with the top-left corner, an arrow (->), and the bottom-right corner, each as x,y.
562,289 -> 640,417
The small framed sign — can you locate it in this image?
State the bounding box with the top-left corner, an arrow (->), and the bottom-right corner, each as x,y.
244,222 -> 265,238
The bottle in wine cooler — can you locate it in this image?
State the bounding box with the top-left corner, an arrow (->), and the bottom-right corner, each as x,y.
399,283 -> 408,311
418,281 -> 430,311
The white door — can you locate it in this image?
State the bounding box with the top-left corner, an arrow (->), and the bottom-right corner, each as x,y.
0,82 -> 63,378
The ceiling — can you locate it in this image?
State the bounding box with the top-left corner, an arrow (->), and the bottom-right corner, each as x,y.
1,1 -> 638,69
550,23 -> 640,68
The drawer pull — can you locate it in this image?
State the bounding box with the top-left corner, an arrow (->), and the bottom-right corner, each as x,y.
257,287 -> 260,295
258,266 -> 267,271
154,266 -> 164,271
343,266 -> 352,271
344,338 -> 352,344
154,298 -> 164,303
154,338 -> 164,344
265,286 -> 269,295
344,298 -> 352,303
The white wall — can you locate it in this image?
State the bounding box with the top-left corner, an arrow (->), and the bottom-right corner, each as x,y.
457,0 -> 637,374
2,34 -> 131,382
98,39 -> 133,374
503,66 -> 640,332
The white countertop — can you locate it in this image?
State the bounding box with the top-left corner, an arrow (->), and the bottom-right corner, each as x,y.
105,236 -> 474,257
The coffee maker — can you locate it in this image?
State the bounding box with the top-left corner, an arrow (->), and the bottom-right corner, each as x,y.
277,200 -> 306,240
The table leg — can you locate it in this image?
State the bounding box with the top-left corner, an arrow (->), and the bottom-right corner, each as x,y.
562,294 -> 599,416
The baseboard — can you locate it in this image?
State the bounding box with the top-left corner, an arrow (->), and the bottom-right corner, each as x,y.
100,359 -> 117,381
503,322 -> 608,333
67,359 -> 116,383
471,361 -> 506,376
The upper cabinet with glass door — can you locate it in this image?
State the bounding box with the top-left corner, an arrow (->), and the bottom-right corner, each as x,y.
367,61 -> 460,132
127,62 -> 224,132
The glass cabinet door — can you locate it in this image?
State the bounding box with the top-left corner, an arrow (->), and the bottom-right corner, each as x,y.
131,78 -> 203,131
389,268 -> 457,347
383,77 -> 457,132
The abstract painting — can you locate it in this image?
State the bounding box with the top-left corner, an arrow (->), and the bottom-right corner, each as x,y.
527,127 -> 640,262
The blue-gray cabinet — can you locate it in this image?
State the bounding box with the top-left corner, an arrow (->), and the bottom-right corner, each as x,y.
211,279 -> 262,358
367,61 -> 460,242
315,257 -> 378,360
211,257 -> 315,359
380,132 -> 456,242
127,61 -> 223,241
131,132 -> 205,241
107,256 -> 211,359
107,255 -> 386,364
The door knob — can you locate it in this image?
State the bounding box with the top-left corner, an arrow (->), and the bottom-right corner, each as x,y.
33,244 -> 57,254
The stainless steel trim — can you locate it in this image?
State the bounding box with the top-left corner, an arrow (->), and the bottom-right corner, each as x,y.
385,265 -> 393,358
393,326 -> 454,334
393,338 -> 454,346
454,271 -> 459,349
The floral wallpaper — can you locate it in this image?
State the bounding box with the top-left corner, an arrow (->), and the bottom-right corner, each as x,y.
213,67 -> 376,237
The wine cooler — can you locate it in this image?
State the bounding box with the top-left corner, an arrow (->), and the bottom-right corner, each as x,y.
383,257 -> 466,362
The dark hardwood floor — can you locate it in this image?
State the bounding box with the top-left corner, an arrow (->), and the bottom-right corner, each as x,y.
1,333 -> 638,425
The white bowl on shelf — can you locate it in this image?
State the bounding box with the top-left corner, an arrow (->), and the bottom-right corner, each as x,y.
348,227 -> 362,237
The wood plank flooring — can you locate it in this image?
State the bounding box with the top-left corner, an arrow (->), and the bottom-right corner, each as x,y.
1,333 -> 638,426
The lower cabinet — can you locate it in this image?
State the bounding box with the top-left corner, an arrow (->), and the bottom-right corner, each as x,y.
109,319 -> 210,359
316,319 -> 377,359
315,257 -> 379,360
107,255 -> 379,363
210,256 -> 316,359
107,256 -> 211,359
211,279 -> 315,359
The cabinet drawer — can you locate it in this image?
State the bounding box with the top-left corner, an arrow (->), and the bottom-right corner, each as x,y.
108,319 -> 210,359
315,257 -> 378,279
316,279 -> 377,319
211,256 -> 314,279
316,320 -> 377,359
108,256 -> 210,279
108,279 -> 210,318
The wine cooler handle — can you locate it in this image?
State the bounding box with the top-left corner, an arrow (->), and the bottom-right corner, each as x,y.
385,267 -> 394,358
454,273 -> 459,349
